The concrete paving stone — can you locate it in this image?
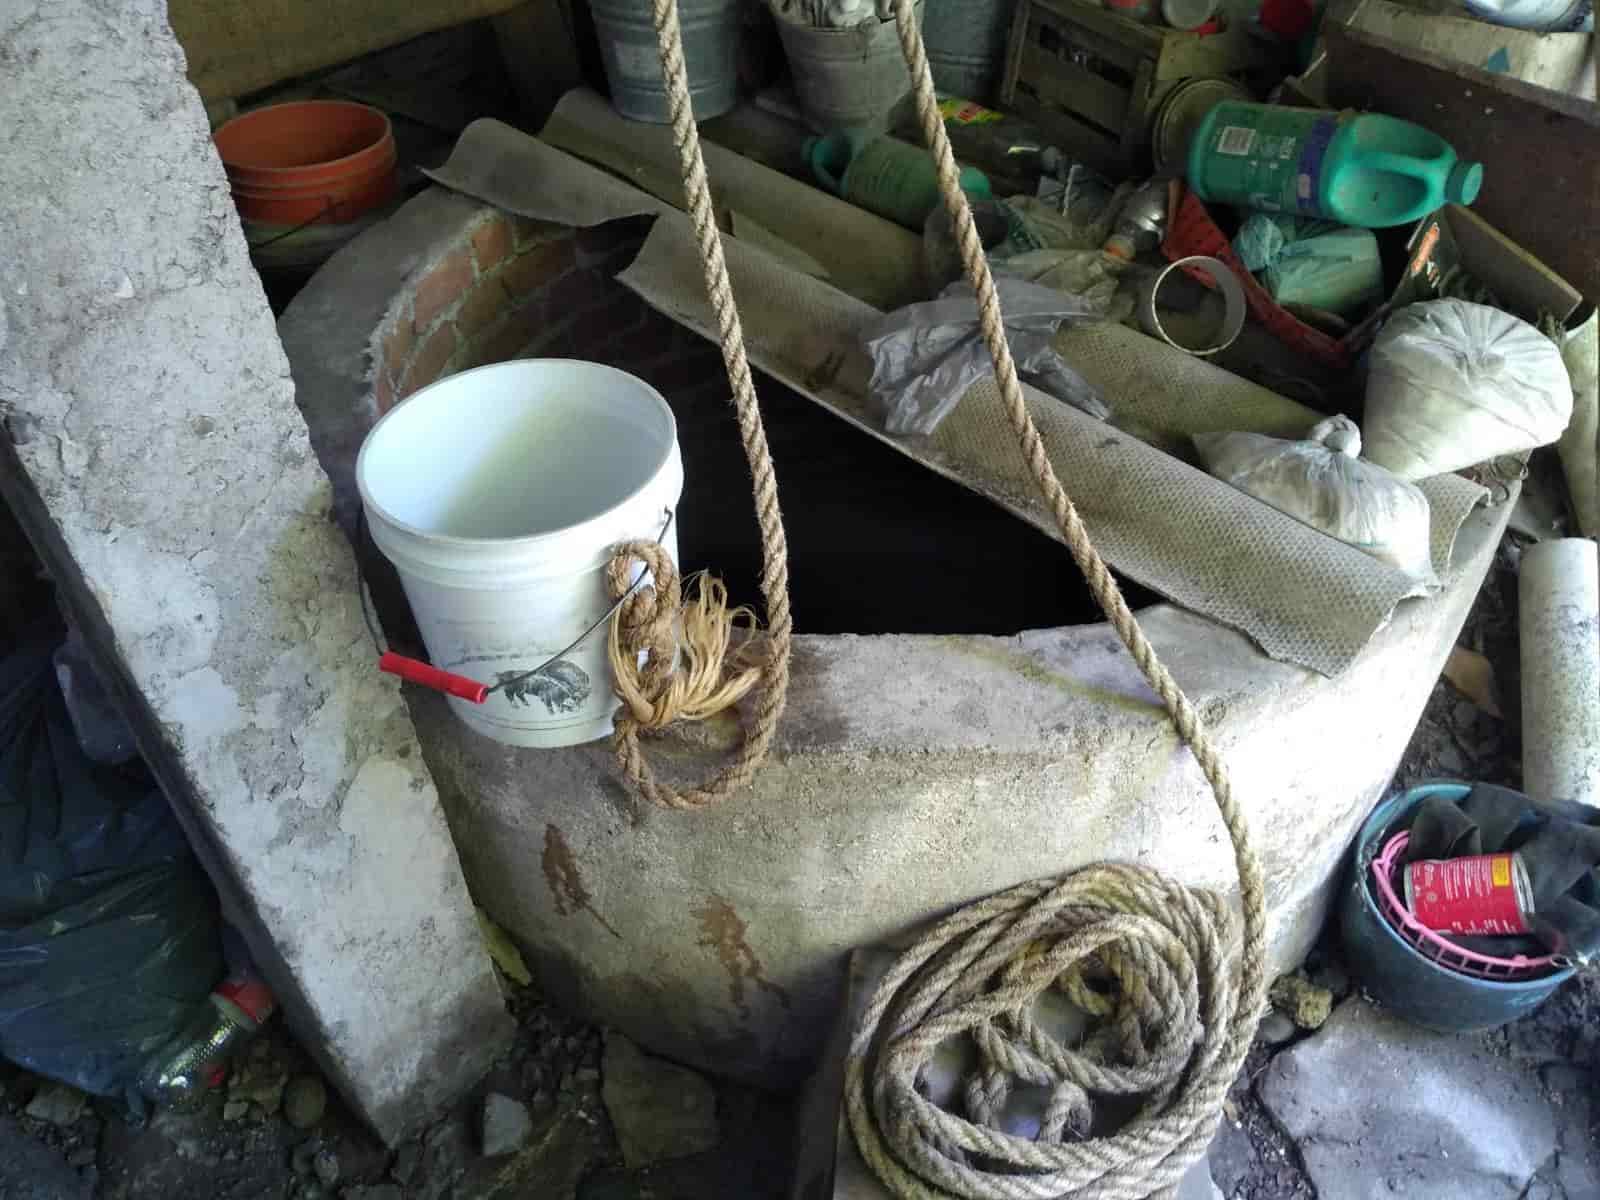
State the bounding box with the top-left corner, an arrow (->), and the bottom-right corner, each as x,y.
601,1032 -> 719,1168
1260,999 -> 1559,1199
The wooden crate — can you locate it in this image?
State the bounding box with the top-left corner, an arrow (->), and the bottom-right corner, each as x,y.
999,0 -> 1277,176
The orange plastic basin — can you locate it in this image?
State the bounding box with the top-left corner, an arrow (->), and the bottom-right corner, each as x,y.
214,100 -> 398,227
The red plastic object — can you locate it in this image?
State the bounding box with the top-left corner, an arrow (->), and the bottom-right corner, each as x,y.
213,100 -> 397,226
1258,0 -> 1316,40
216,977 -> 277,1026
1162,188 -> 1354,371
378,652 -> 489,704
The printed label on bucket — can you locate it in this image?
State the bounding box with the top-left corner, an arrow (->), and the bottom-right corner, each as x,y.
492,660 -> 592,715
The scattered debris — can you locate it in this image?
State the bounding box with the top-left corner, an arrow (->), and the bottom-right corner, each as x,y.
1443,645 -> 1503,717
1268,975 -> 1333,1031
480,1093 -> 533,1158
283,1074 -> 328,1130
313,1144 -> 341,1187
601,1032 -> 719,1168
477,908 -> 533,987
228,1058 -> 288,1115
1257,1010 -> 1298,1046
23,1081 -> 86,1127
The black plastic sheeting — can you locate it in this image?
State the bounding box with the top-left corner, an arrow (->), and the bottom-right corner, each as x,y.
0,641 -> 221,1098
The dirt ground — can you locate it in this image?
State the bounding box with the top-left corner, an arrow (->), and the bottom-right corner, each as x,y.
2,528 -> 1593,1200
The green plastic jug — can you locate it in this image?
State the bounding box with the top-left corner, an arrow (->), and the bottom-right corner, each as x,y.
1187,101 -> 1483,228
805,131 -> 991,232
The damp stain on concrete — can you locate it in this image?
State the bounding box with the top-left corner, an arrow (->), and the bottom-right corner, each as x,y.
938,635 -> 1160,717
692,894 -> 791,1017
542,824 -> 622,940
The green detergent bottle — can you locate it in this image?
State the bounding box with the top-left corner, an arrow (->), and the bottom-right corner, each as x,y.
805,131 -> 991,232
1187,101 -> 1483,228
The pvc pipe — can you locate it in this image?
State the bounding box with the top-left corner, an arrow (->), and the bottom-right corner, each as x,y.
1137,256 -> 1247,358
1519,538 -> 1600,807
1559,308 -> 1597,539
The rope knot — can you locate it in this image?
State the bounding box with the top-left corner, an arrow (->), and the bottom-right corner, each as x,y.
606,540 -> 763,749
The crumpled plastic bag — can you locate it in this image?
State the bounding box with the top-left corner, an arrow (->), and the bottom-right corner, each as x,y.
1364,299 -> 1574,480
861,277 -> 1110,435
1194,415 -> 1437,581
993,249 -> 1130,323
1233,213 -> 1382,315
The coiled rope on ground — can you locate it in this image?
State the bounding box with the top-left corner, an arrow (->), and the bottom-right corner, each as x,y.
621,2 -> 1269,1195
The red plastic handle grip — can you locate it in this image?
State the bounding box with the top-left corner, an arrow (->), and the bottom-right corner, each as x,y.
378,653 -> 489,704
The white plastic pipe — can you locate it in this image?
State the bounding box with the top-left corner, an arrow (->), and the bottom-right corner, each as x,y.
1520,538 -> 1600,807
1559,309 -> 1598,539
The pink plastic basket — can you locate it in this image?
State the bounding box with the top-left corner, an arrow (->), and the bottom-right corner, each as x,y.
1371,831 -> 1562,982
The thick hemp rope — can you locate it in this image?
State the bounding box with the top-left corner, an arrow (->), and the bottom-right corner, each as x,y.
602,0 -> 795,812
628,3 -> 1266,1193
834,4 -> 1269,1197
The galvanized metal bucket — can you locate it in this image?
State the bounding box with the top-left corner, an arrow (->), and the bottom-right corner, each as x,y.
592,0 -> 743,123
923,0 -> 1014,103
776,1 -> 925,134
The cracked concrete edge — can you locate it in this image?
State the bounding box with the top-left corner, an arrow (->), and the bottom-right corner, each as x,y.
0,0 -> 511,1143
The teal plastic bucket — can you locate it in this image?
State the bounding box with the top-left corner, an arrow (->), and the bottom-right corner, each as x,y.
1339,783 -> 1574,1033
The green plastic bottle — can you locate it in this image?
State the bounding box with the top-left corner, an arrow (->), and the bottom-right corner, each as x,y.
1187,101 -> 1483,228
805,132 -> 991,232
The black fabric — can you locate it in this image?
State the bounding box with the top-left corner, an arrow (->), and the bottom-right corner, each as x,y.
0,642 -> 221,1096
1407,783 -> 1600,962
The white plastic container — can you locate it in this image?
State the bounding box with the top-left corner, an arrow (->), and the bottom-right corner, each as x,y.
357,360 -> 683,748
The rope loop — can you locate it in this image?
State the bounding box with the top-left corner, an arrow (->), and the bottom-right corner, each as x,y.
606,541 -> 761,734
848,866 -> 1243,1199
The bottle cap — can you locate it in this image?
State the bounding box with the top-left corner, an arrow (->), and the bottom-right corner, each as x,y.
1446,161 -> 1484,206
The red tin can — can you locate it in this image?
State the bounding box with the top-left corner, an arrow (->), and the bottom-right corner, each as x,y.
1404,852 -> 1534,936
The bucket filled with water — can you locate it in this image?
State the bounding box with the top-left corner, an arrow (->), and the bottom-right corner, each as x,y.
357,360 -> 683,748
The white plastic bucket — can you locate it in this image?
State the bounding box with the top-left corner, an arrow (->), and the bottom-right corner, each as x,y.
357,360 -> 683,748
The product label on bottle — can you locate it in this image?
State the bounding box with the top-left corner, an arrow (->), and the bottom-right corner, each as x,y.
1216,126 -> 1257,156
1293,115 -> 1341,215
940,98 -> 1004,125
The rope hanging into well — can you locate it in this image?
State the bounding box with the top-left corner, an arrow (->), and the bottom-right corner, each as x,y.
626,3 -> 1267,1195
837,4 -> 1268,1197
601,0 -> 795,812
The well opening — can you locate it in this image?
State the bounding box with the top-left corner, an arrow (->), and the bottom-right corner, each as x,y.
369,212 -> 1155,637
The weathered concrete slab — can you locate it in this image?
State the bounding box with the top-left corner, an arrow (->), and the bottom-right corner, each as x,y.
0,0 -> 510,1141
1260,999 -> 1559,1199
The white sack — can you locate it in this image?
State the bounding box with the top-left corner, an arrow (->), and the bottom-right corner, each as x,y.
1364,299 -> 1573,480
1196,416 -> 1437,582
